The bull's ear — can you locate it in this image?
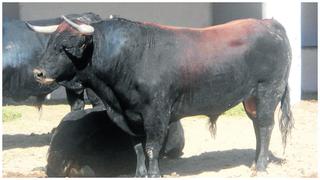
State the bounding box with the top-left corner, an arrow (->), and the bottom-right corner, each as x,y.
61,35 -> 91,60
63,46 -> 84,60
63,40 -> 93,70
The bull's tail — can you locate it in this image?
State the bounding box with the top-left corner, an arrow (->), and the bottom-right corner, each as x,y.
208,116 -> 219,138
279,84 -> 294,153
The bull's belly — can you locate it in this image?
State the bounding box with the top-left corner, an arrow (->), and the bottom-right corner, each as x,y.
172,79 -> 255,119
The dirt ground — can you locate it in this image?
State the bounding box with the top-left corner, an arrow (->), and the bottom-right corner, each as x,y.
2,100 -> 318,178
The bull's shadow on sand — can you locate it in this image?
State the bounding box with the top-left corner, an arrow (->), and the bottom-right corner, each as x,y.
161,149 -> 283,177
109,149 -> 257,177
2,133 -> 282,177
161,149 -> 254,176
2,133 -> 52,150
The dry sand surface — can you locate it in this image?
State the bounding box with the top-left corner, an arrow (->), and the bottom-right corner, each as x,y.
2,100 -> 318,178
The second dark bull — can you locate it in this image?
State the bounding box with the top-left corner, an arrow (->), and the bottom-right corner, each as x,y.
46,108 -> 184,177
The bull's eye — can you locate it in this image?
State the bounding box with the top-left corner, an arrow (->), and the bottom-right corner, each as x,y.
63,46 -> 72,52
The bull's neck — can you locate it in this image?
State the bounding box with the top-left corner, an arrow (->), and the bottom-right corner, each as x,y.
90,21 -> 142,86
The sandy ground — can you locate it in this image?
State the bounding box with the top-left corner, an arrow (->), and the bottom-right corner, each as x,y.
2,100 -> 318,178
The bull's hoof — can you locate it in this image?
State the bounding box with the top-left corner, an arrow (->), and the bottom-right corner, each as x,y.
68,165 -> 96,177
80,165 -> 96,177
250,163 -> 268,177
135,170 -> 148,178
135,174 -> 148,178
148,173 -> 161,178
269,153 -> 286,165
251,170 -> 268,177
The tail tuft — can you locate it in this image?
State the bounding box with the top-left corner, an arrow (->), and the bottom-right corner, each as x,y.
208,116 -> 219,138
279,85 -> 294,153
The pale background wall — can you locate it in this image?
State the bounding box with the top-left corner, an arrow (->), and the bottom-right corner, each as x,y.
2,2 -> 317,101
301,3 -> 317,95
302,48 -> 318,92
211,3 -> 262,24
16,3 -> 214,27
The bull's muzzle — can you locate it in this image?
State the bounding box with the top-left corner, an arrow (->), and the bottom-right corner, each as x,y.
33,68 -> 55,85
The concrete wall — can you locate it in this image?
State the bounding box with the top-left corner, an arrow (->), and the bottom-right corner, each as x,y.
17,3 -> 214,28
301,3 -> 318,94
2,3 -> 19,19
301,3 -> 317,47
301,47 -> 318,93
212,3 -> 262,25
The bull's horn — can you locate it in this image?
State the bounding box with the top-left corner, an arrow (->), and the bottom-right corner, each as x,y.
61,15 -> 94,34
26,23 -> 58,33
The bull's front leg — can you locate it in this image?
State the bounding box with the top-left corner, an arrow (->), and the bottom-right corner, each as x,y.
131,137 -> 148,177
143,105 -> 170,177
65,88 -> 85,111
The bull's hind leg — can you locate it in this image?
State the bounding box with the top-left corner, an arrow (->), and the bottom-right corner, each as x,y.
243,96 -> 261,170
245,82 -> 283,172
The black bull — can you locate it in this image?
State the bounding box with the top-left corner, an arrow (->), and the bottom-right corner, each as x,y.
47,108 -> 184,177
31,16 -> 293,177
2,14 -> 102,110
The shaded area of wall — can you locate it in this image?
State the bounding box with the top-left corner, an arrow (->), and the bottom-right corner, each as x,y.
301,3 -> 317,99
301,3 -> 317,47
301,47 -> 318,92
212,3 -> 262,25
2,3 -> 19,19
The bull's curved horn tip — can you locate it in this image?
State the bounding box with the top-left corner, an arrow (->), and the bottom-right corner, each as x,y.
61,15 -> 94,34
25,22 -> 58,33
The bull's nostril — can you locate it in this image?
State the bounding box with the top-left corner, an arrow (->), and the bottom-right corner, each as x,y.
37,72 -> 43,77
33,68 -> 55,85
33,69 -> 45,79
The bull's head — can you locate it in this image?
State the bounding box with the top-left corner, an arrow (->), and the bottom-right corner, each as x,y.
29,16 -> 95,85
